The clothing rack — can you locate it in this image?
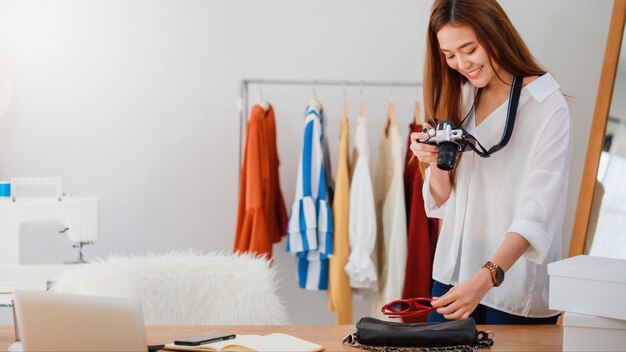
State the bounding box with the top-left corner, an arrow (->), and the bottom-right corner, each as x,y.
237,79 -> 423,175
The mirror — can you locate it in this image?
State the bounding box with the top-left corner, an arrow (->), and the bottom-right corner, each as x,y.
570,0 -> 626,259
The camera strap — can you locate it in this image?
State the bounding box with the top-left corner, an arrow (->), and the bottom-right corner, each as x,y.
464,74 -> 523,157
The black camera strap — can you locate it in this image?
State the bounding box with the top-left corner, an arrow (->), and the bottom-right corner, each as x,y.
463,74 -> 523,157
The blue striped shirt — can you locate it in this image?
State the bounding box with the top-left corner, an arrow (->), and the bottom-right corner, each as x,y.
286,104 -> 334,290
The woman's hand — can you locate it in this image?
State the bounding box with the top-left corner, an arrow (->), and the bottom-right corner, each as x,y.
410,123 -> 439,166
410,122 -> 453,206
430,269 -> 493,320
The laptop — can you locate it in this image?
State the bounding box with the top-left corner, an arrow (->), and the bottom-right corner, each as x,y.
12,290 -> 148,352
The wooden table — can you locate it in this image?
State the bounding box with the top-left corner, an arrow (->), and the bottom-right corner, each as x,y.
0,324 -> 563,351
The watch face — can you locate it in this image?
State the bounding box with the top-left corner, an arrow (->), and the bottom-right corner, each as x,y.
495,268 -> 505,284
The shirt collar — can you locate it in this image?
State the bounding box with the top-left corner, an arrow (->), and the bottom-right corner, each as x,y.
524,73 -> 560,103
306,103 -> 324,124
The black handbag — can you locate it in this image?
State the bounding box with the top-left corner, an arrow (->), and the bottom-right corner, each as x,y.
343,317 -> 494,352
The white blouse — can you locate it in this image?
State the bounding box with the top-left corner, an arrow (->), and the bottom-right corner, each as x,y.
372,124 -> 408,317
345,116 -> 378,293
423,73 -> 572,317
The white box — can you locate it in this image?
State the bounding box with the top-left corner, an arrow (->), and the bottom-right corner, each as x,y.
563,312 -> 626,351
548,255 -> 626,320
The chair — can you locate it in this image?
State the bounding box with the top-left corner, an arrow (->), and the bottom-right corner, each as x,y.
51,251 -> 287,325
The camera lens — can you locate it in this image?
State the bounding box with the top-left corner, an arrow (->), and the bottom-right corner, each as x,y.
437,142 -> 459,171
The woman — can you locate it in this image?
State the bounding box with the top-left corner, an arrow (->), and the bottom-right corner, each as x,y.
410,0 -> 572,324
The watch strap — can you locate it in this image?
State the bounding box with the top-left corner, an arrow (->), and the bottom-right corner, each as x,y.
482,261 -> 504,287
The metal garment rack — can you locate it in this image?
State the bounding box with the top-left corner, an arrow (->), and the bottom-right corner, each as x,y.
237,78 -> 422,174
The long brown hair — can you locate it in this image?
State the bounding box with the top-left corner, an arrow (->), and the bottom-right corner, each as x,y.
420,0 -> 546,179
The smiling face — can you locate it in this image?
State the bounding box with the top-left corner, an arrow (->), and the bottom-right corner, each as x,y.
437,24 -> 499,89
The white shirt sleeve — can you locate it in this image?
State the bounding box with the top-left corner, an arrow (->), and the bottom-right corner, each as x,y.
507,106 -> 572,264
422,166 -> 449,219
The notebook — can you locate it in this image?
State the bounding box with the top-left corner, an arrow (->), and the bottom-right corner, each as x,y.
163,333 -> 324,352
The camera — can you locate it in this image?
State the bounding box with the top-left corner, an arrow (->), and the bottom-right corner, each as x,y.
418,120 -> 468,171
417,75 -> 524,171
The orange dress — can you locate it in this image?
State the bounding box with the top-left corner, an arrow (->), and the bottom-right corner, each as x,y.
233,105 -> 288,257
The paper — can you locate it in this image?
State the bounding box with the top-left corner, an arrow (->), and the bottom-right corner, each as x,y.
163,333 -> 324,352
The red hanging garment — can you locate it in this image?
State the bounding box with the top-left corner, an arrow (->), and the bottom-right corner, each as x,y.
234,105 -> 288,258
401,123 -> 439,323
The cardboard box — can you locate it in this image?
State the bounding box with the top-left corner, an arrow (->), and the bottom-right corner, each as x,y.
563,312 -> 626,351
548,255 -> 626,320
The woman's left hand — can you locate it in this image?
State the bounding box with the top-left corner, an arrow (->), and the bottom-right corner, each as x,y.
430,269 -> 494,320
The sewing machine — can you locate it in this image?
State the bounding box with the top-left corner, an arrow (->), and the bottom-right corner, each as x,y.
0,178 -> 98,306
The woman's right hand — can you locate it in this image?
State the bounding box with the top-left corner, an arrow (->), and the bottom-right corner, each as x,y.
410,122 -> 452,206
410,123 -> 439,167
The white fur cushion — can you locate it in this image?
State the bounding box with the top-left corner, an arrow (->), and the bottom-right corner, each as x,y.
51,251 -> 287,325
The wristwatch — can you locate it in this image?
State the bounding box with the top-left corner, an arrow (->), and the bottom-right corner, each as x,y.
482,261 -> 505,287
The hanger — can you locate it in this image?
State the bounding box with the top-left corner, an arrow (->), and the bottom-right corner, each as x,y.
308,80 -> 322,110
342,82 -> 348,121
358,83 -> 365,117
413,85 -> 422,125
256,80 -> 269,111
414,101 -> 422,125
388,84 -> 397,127
388,99 -> 396,125
384,99 -> 396,136
383,85 -> 396,135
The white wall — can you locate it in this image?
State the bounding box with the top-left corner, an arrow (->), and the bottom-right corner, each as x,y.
0,0 -> 614,325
